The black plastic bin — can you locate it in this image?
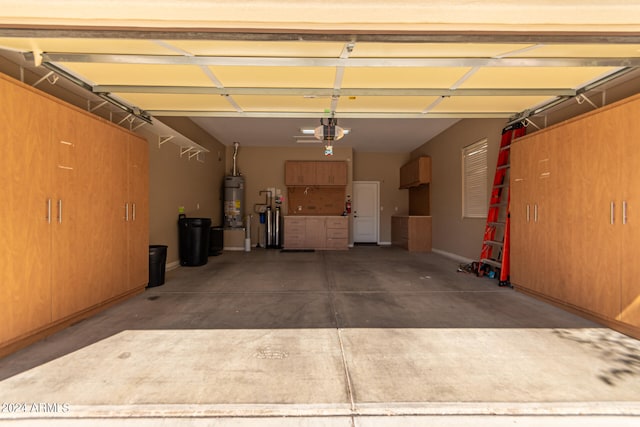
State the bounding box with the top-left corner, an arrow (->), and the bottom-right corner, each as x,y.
148,245 -> 168,287
178,215 -> 212,266
209,227 -> 224,256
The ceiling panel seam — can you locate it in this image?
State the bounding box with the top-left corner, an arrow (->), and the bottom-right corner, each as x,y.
40,53 -> 640,68
4,28 -> 640,44
92,85 -> 578,97
147,111 -> 512,119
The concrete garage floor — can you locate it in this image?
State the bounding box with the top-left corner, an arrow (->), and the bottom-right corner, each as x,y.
1,246 -> 640,426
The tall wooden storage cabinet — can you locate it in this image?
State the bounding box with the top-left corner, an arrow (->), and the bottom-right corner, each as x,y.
0,74 -> 149,353
0,77 -> 54,344
510,93 -> 640,337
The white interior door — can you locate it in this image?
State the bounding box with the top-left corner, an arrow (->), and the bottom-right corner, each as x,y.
353,181 -> 379,243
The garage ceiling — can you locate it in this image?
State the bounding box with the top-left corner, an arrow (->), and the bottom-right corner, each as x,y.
1,1 -> 639,152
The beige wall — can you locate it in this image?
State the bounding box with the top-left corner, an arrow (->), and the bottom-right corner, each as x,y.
353,152 -> 410,243
411,118 -> 506,260
143,117 -> 226,265
225,145 -> 353,245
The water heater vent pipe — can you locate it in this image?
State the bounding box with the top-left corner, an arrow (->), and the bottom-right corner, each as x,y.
232,141 -> 240,176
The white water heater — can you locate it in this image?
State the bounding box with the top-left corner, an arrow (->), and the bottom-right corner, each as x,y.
224,142 -> 244,228
224,175 -> 244,228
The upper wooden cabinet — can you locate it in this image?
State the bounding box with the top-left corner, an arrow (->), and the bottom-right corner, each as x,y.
400,156 -> 431,188
315,161 -> 347,185
285,161 -> 316,186
285,161 -> 347,186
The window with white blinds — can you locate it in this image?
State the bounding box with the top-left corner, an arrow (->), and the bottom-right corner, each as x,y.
462,139 -> 488,218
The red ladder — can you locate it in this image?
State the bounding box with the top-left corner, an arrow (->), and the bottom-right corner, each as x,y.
478,123 -> 526,286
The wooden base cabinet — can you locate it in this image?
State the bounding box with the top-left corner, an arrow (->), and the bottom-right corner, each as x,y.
283,216 -> 348,250
391,216 -> 432,252
510,93 -> 640,337
0,74 -> 148,354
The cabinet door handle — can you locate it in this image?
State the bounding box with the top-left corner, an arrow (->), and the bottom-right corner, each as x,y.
610,201 -> 615,225
623,200 -> 628,225
57,199 -> 63,224
534,204 -> 538,223
46,198 -> 51,224
132,203 -> 136,221
125,203 -> 129,222
526,204 -> 530,222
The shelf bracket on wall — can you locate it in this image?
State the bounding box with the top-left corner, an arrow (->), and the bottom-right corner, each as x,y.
575,93 -> 599,110
131,121 -> 147,132
150,118 -> 210,162
32,71 -> 58,88
88,100 -> 108,113
118,113 -> 133,125
523,117 -> 541,131
158,135 -> 174,148
178,148 -> 205,162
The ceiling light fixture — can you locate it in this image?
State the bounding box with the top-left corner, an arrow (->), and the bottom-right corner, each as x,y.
300,127 -> 350,136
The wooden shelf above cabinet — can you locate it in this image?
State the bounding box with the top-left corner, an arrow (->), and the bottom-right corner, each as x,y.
400,156 -> 431,189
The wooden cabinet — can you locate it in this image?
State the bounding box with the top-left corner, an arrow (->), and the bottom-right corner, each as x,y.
282,217 -> 306,248
0,74 -> 149,354
510,93 -> 640,336
400,156 -> 431,189
283,216 -> 348,250
285,161 -> 317,186
391,216 -> 432,252
305,217 -> 326,248
285,161 -> 347,186
127,133 -> 150,292
0,79 -> 54,344
510,131 -> 559,300
325,217 -> 349,249
316,161 -> 348,185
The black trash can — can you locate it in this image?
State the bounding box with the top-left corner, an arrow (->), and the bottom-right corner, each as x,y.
178,214 -> 212,266
148,245 -> 168,287
209,227 -> 224,256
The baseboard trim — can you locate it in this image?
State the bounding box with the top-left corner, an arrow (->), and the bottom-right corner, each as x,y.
165,260 -> 180,272
514,285 -> 640,340
432,248 -> 474,264
378,241 -> 392,246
